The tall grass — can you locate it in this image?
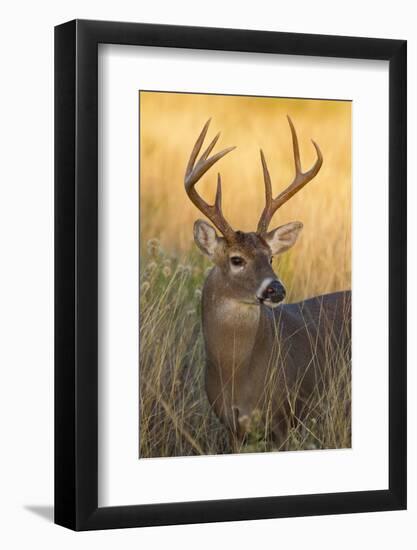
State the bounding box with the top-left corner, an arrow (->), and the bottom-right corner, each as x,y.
139,242 -> 351,457
139,93 -> 351,458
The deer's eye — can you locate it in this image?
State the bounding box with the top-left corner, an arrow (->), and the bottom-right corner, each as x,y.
270,257 -> 273,264
230,256 -> 245,267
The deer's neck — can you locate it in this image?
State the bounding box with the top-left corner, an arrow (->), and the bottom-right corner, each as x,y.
201,269 -> 275,373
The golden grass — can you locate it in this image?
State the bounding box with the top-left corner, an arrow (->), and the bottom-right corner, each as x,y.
140,91 -> 351,300
139,244 -> 351,457
139,92 -> 351,457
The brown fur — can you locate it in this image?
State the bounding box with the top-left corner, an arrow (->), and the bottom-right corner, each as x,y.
199,229 -> 351,449
186,118 -> 349,450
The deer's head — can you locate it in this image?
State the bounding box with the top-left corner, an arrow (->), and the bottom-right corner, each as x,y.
185,117 -> 323,308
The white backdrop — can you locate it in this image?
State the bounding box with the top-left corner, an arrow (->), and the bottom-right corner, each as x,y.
0,1 -> 415,549
98,45 -> 389,506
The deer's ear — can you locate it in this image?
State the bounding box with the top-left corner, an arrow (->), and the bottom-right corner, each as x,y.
193,219 -> 221,257
265,221 -> 303,255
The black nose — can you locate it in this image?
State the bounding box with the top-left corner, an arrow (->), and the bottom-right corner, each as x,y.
263,280 -> 286,303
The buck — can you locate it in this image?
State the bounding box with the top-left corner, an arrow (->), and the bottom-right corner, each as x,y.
185,117 -> 351,450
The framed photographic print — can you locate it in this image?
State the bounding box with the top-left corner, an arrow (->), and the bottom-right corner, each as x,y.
55,19 -> 406,530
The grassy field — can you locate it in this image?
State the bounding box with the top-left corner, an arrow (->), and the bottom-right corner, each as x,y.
139,92 -> 351,458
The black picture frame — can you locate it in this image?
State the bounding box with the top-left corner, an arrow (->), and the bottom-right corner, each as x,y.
55,19 -> 407,531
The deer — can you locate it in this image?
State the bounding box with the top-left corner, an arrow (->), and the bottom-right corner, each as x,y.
184,116 -> 351,451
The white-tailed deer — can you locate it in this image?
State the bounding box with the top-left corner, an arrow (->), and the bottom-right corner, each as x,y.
185,117 -> 351,450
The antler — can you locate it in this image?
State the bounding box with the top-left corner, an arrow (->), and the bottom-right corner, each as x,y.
256,115 -> 323,234
185,119 -> 236,240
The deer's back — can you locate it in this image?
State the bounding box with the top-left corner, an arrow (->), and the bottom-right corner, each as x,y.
279,290 -> 351,334
273,290 -> 351,394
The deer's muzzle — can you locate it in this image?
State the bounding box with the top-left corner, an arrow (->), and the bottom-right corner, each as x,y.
257,279 -> 286,305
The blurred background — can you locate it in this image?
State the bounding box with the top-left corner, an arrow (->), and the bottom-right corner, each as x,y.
140,91 -> 351,300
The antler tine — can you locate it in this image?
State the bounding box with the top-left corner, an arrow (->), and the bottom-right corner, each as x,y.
185,119 -> 211,179
215,173 -> 223,209
260,149 -> 272,204
257,116 -> 323,234
185,120 -> 236,240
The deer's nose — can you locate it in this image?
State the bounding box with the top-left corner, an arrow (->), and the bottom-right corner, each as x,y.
262,280 -> 286,303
